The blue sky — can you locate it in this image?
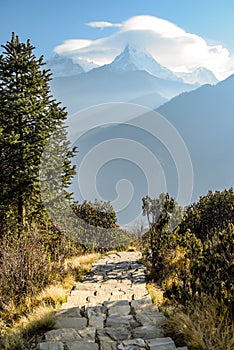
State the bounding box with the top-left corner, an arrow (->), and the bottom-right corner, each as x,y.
1,0 -> 234,54
1,0 -> 234,78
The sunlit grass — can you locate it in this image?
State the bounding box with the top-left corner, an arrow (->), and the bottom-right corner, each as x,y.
0,252 -> 101,349
146,282 -> 164,307
165,294 -> 234,350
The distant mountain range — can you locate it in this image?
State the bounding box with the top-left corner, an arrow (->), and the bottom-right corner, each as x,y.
47,45 -> 234,224
49,45 -> 199,114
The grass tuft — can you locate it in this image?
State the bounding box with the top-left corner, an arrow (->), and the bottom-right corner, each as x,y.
146,283 -> 164,307
37,285 -> 68,307
165,294 -> 234,350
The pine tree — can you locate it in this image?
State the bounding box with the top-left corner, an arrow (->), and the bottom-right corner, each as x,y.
0,33 -> 76,236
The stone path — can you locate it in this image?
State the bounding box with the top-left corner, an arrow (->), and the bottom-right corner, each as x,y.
37,252 -> 188,350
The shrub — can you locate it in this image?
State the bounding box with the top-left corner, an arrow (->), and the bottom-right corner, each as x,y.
179,189 -> 234,241
0,234 -> 53,308
72,199 -> 118,229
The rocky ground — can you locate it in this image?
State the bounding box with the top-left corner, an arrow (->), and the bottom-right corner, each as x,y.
37,251 -> 188,350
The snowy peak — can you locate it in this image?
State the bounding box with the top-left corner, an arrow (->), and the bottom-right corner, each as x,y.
175,67 -> 218,86
107,44 -> 182,82
74,57 -> 99,72
47,54 -> 84,77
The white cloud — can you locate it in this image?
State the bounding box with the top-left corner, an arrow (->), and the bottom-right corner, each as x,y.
55,39 -> 92,54
54,15 -> 234,80
87,21 -> 122,29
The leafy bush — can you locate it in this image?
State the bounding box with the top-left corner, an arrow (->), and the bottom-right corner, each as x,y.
179,189 -> 234,241
72,199 -> 118,229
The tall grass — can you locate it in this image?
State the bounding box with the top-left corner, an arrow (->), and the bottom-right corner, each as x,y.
165,295 -> 234,350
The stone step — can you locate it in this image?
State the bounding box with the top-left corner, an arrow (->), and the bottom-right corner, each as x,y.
38,342 -> 64,350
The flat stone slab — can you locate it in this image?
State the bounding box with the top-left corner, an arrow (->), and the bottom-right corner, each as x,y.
77,327 -> 96,341
38,342 -> 64,350
66,341 -> 99,350
145,338 -> 176,350
45,328 -> 81,342
118,338 -> 147,349
97,326 -> 130,342
135,312 -> 167,327
104,300 -> 130,316
106,315 -> 137,328
88,314 -> 105,328
132,325 -> 163,339
99,340 -> 118,350
55,307 -> 81,318
86,305 -> 107,318
55,317 -> 87,330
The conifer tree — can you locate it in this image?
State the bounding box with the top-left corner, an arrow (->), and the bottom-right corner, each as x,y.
0,33 -> 76,236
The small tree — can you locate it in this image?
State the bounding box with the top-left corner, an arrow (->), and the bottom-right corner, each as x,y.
142,193 -> 184,267
0,33 -> 76,236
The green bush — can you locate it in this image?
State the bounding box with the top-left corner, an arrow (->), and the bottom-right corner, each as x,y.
72,199 -> 118,229
142,191 -> 234,314
179,189 -> 234,241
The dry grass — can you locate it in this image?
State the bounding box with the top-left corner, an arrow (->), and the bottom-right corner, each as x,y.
66,253 -> 100,268
65,253 -> 100,281
36,285 -> 68,307
0,252 -> 101,349
165,294 -> 234,350
146,283 -> 164,307
2,306 -> 55,350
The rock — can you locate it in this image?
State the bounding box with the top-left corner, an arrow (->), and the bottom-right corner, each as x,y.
78,327 -> 96,341
86,305 -> 107,318
132,325 -> 163,339
106,315 -> 137,328
55,307 -> 81,318
117,338 -> 147,349
66,341 -> 99,350
135,311 -> 167,327
105,300 -> 130,315
38,342 -> 64,350
96,326 -> 130,342
99,340 -> 118,350
145,337 -> 176,350
88,314 -> 105,328
45,328 -> 81,342
55,317 -> 87,330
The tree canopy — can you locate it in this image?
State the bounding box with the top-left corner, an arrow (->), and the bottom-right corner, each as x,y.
0,33 -> 76,236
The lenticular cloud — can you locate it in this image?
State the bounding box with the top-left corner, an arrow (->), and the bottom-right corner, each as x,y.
54,15 -> 234,80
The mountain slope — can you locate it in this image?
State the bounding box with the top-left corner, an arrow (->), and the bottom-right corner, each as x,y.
157,75 -> 234,199
50,69 -> 197,114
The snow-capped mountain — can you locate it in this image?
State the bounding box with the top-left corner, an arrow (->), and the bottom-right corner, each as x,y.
47,54 -> 84,77
102,45 -> 183,82
74,57 -> 99,72
175,67 -> 218,86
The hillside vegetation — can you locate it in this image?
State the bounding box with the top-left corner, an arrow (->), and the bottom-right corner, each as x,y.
142,190 -> 234,349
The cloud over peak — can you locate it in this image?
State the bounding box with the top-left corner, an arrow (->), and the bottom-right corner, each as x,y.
54,15 -> 234,80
